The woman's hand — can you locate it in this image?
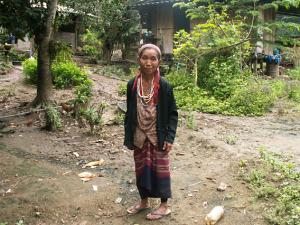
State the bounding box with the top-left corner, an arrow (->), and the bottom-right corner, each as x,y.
163,141 -> 173,152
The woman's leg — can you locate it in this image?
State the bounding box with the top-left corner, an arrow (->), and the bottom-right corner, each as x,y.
127,186 -> 149,214
146,198 -> 171,220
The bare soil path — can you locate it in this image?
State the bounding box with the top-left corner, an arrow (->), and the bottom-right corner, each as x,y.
0,66 -> 299,225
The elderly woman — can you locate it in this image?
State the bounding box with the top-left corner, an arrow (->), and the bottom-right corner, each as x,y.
124,44 -> 178,220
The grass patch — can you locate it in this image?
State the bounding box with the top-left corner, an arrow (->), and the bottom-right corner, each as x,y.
240,148 -> 300,225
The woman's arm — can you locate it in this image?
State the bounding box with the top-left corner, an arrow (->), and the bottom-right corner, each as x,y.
165,85 -> 178,144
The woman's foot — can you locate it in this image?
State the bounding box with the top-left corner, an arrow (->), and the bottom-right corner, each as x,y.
127,199 -> 149,214
146,204 -> 171,220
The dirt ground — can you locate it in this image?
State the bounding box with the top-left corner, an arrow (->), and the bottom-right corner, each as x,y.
0,66 -> 299,225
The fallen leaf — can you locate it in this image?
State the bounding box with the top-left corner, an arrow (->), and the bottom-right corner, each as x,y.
176,152 -> 185,156
205,177 -> 217,183
78,172 -> 96,182
63,171 -> 72,175
82,159 -> 105,168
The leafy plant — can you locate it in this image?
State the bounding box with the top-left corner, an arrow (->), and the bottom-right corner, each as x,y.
81,29 -> 102,61
118,83 -> 127,96
225,135 -> 238,145
51,41 -> 73,63
226,82 -> 274,116
288,83 -> 300,103
23,58 -> 89,89
80,103 -> 106,134
9,49 -> 28,62
112,112 -> 125,125
73,79 -> 93,105
15,220 -> 24,225
286,67 -> 300,80
52,61 -> 88,88
186,111 -> 196,130
45,104 -> 62,131
22,58 -> 37,84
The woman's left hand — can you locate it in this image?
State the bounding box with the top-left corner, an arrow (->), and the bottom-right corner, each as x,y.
163,141 -> 173,152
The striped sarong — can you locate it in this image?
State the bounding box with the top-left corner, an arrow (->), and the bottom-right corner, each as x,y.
134,139 -> 171,199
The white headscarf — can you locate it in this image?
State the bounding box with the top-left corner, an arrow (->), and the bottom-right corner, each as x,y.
138,44 -> 161,59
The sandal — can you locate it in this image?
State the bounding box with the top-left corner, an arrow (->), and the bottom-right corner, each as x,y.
127,204 -> 149,214
146,208 -> 171,220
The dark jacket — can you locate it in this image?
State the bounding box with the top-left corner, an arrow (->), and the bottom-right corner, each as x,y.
124,77 -> 178,151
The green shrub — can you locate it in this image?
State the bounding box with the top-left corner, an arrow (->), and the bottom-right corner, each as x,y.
226,83 -> 274,116
22,58 -> 37,84
81,29 -> 102,60
174,87 -> 225,113
286,67 -> 300,80
51,41 -> 73,63
52,61 -> 88,88
203,55 -> 247,100
9,49 -> 28,61
165,69 -> 194,88
167,70 -> 278,116
270,79 -> 287,98
288,84 -> 300,103
74,79 -> 93,105
22,58 -> 88,89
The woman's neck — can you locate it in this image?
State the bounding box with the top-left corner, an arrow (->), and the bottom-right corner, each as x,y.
141,73 -> 154,82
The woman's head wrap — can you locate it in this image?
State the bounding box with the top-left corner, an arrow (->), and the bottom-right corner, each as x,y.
138,44 -> 161,60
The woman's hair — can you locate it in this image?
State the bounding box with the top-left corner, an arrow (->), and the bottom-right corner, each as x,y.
138,44 -> 161,60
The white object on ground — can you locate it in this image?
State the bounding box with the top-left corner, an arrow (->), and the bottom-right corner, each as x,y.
205,206 -> 224,225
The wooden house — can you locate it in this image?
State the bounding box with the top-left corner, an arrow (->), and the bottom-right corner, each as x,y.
14,6 -> 84,52
133,0 -> 300,66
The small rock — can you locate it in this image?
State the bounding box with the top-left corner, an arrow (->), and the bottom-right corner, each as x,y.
115,197 -> 122,204
92,185 -> 98,191
127,179 -> 133,184
217,182 -> 227,192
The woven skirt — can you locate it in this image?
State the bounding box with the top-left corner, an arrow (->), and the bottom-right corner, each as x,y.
134,139 -> 171,199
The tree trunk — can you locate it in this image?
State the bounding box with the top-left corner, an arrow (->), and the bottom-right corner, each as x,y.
32,0 -> 58,106
194,57 -> 198,86
103,41 -> 113,62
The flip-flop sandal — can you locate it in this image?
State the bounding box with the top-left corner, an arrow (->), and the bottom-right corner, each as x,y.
146,208 -> 171,220
127,204 -> 149,214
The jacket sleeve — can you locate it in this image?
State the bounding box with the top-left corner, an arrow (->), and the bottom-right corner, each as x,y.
124,81 -> 131,127
165,85 -> 178,144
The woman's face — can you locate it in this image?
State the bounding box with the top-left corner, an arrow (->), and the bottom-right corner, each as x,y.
139,48 -> 160,76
